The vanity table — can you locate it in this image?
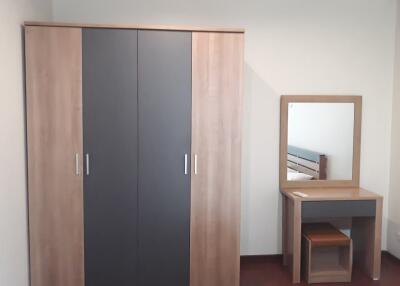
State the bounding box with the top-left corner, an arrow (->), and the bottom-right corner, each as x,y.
279,96 -> 383,283
281,188 -> 382,283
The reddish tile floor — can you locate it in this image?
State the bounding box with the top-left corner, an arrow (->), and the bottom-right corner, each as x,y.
240,252 -> 400,286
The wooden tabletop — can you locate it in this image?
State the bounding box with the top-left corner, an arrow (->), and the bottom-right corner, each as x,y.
280,187 -> 382,201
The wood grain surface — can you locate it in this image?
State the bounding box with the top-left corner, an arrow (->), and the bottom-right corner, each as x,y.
25,26 -> 84,286
25,21 -> 245,33
190,32 -> 244,286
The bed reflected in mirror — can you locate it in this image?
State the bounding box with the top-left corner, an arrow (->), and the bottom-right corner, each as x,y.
287,102 -> 354,181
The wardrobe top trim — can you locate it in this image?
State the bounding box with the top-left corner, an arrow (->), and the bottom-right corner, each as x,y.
24,21 -> 245,33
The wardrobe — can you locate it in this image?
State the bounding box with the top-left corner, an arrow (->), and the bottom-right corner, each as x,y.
24,23 -> 243,286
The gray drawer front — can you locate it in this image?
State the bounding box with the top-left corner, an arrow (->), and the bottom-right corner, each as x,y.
302,200 -> 376,218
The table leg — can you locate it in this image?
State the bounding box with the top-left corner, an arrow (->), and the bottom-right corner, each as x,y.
282,195 -> 288,266
284,196 -> 302,283
292,200 -> 302,283
351,198 -> 382,280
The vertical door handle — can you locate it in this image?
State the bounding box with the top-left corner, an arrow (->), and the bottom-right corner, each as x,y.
194,154 -> 198,175
184,154 -> 188,175
86,154 -> 90,176
75,153 -> 80,175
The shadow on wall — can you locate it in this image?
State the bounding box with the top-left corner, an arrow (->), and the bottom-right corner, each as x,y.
387,219 -> 400,259
241,63 -> 282,255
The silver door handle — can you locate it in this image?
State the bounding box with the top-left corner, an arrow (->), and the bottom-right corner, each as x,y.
184,154 -> 188,175
86,153 -> 90,176
194,154 -> 198,175
75,153 -> 80,175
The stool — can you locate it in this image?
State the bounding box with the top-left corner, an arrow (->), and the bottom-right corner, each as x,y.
302,223 -> 352,284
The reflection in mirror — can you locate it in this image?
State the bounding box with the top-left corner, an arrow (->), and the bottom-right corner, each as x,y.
287,103 -> 354,181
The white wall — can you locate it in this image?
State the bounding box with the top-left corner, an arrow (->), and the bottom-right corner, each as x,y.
51,0 -> 396,255
288,103 -> 354,180
388,0 -> 400,260
0,0 -> 51,285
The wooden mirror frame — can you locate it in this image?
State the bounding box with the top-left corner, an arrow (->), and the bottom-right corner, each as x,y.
279,95 -> 362,189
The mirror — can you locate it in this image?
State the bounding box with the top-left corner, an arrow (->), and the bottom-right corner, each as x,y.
287,102 -> 354,181
280,96 -> 362,188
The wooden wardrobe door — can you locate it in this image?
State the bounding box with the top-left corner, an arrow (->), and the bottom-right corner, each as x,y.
25,26 -> 84,286
190,32 -> 244,286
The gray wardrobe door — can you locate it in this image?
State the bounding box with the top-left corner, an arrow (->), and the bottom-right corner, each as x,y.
83,28 -> 138,286
138,30 -> 192,286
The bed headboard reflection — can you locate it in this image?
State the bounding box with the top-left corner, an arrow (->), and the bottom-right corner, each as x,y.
287,145 -> 327,180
